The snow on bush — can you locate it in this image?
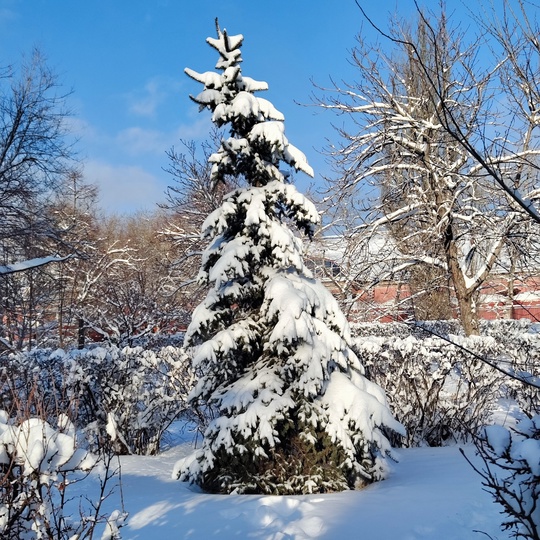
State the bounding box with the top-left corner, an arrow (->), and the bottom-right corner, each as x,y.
353,320 -> 539,447
0,344 -> 193,455
64,345 -> 193,455
0,410 -> 125,539
175,21 -> 403,495
465,415 -> 540,540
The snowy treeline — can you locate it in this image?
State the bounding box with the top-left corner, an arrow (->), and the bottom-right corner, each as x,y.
0,51 -> 201,353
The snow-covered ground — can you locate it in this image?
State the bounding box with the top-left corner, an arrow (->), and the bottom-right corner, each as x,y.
79,435 -> 511,540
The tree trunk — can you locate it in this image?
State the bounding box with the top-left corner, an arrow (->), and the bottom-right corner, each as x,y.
78,318 -> 85,349
445,223 -> 480,336
454,290 -> 479,336
506,255 -> 516,320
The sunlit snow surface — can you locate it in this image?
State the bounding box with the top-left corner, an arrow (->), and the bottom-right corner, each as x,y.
69,426 -> 511,540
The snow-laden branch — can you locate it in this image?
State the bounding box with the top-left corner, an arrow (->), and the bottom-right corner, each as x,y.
0,254 -> 74,275
353,204 -> 421,232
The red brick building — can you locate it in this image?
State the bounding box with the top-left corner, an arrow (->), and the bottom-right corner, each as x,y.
307,236 -> 540,324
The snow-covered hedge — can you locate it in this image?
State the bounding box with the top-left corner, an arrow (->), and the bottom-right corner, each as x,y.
353,320 -> 539,447
0,345 -> 193,455
352,320 -> 464,339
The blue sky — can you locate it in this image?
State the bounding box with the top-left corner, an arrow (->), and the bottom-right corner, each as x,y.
0,0 -> 468,214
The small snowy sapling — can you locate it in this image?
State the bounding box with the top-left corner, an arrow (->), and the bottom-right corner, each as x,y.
464,416 -> 540,540
175,20 -> 403,494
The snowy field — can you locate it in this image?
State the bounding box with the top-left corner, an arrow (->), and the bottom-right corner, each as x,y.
78,434 -> 510,540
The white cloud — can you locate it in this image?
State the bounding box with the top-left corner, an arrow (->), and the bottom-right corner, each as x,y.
115,115 -> 213,156
0,6 -> 17,27
65,115 -> 98,142
75,112 -> 215,214
83,160 -> 164,214
127,77 -> 183,118
174,114 -> 215,141
116,126 -> 167,155
129,80 -> 164,117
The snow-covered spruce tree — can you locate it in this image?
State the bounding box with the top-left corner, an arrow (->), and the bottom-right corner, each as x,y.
176,21 -> 403,495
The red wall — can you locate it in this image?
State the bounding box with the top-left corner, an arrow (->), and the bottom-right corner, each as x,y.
350,275 -> 540,323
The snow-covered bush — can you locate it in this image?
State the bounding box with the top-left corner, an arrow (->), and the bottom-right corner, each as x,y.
64,345 -> 193,455
352,320 -> 466,339
485,325 -> 540,416
0,347 -> 69,422
0,345 -> 193,455
351,319 -> 540,446
479,318 -> 533,338
175,22 -> 403,495
355,330 -> 503,446
466,416 -> 540,540
0,410 -> 125,539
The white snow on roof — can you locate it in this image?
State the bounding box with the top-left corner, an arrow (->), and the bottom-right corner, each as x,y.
515,291 -> 540,302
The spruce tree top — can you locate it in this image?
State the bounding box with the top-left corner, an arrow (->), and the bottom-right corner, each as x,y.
185,19 -> 313,188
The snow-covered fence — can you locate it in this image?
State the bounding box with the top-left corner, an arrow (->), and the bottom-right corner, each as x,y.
0,345 -> 193,455
353,321 -> 540,447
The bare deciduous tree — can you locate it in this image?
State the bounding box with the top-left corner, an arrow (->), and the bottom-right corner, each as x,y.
0,49 -> 76,252
0,50 -> 80,348
316,5 -> 539,335
160,131 -> 238,320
